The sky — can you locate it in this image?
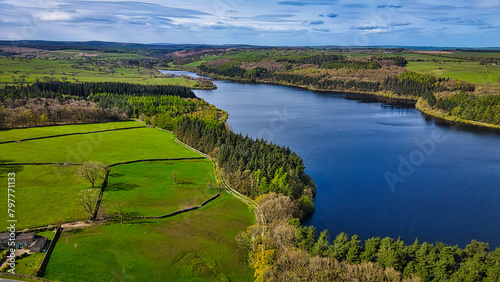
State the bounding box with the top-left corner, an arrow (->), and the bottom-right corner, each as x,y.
0,0 -> 499,47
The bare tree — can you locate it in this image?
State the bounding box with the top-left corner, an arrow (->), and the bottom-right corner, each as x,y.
77,189 -> 99,220
76,161 -> 107,188
170,170 -> 179,185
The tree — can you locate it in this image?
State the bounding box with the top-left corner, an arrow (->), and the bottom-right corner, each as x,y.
329,232 -> 350,261
312,229 -> 330,256
171,170 -> 179,185
77,189 -> 98,220
361,237 -> 381,262
346,234 -> 362,264
76,161 -> 107,188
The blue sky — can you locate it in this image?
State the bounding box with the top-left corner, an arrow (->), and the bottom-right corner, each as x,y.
0,0 -> 499,47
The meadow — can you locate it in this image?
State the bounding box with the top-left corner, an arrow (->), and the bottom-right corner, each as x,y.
0,120 -> 142,142
0,122 -> 205,229
0,165 -> 89,229
0,120 -> 255,281
0,56 -> 199,87
44,193 -> 254,281
406,61 -> 500,85
105,160 -> 217,217
0,123 -> 200,164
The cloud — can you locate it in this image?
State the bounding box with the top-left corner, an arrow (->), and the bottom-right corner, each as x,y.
377,5 -> 402,9
389,22 -> 412,27
59,1 -> 209,18
313,27 -> 329,32
350,25 -> 388,31
478,25 -> 500,30
277,0 -> 333,6
34,11 -> 73,21
319,13 -> 338,18
430,17 -> 461,22
250,14 -> 297,23
343,4 -> 368,9
432,5 -> 459,10
309,20 -> 324,25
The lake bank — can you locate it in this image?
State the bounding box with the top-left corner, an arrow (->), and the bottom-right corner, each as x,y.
178,68 -> 500,132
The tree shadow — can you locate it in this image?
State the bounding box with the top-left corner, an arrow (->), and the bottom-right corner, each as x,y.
109,172 -> 125,178
178,178 -> 195,185
106,182 -> 140,192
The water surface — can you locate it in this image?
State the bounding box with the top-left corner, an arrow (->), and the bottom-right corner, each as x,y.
163,70 -> 500,248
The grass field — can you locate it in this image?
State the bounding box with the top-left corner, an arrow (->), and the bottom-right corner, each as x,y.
0,120 -> 255,280
0,57 -> 199,87
0,122 -> 201,229
0,121 -> 142,142
0,123 -> 200,164
0,165 -> 89,229
44,192 -> 254,281
105,160 -> 217,217
406,61 -> 500,85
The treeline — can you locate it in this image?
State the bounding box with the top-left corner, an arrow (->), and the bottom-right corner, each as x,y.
0,81 -> 196,100
0,81 -> 224,129
241,192 -> 500,281
199,62 -> 246,78
383,71 -> 475,102
174,117 -> 316,216
292,228 -> 500,281
88,93 -> 227,130
437,92 -> 500,125
0,98 -> 126,127
275,73 -> 381,92
276,54 -> 346,64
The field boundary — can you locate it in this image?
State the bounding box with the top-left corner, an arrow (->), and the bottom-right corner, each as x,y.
0,126 -> 147,144
0,162 -> 81,166
127,193 -> 220,220
108,157 -> 206,167
174,138 -> 266,232
36,226 -> 62,277
91,171 -> 110,220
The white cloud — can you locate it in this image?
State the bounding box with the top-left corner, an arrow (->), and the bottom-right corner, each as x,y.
34,11 -> 73,21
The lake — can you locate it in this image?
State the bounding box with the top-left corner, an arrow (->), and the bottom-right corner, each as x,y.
162,70 -> 500,248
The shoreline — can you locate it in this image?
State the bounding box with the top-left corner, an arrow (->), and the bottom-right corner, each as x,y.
415,98 -> 500,133
183,68 -> 500,132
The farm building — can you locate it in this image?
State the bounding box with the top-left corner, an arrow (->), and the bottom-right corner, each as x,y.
0,232 -> 47,253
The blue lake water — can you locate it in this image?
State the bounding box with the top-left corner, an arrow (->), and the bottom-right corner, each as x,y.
162,70 -> 500,248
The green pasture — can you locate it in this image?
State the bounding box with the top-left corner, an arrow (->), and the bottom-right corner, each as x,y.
0,122 -> 202,230
105,160 -> 217,217
406,61 -> 500,85
44,192 -> 254,281
0,126 -> 200,164
0,165 -> 89,230
0,121 -> 142,143
0,57 -> 197,86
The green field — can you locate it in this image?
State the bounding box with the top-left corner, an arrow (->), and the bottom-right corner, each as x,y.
0,121 -> 142,142
0,121 -> 254,280
1,165 -> 89,229
105,160 -> 217,217
406,61 -> 500,85
0,122 -> 204,229
0,123 -> 200,164
44,193 -> 254,281
0,57 -> 199,87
